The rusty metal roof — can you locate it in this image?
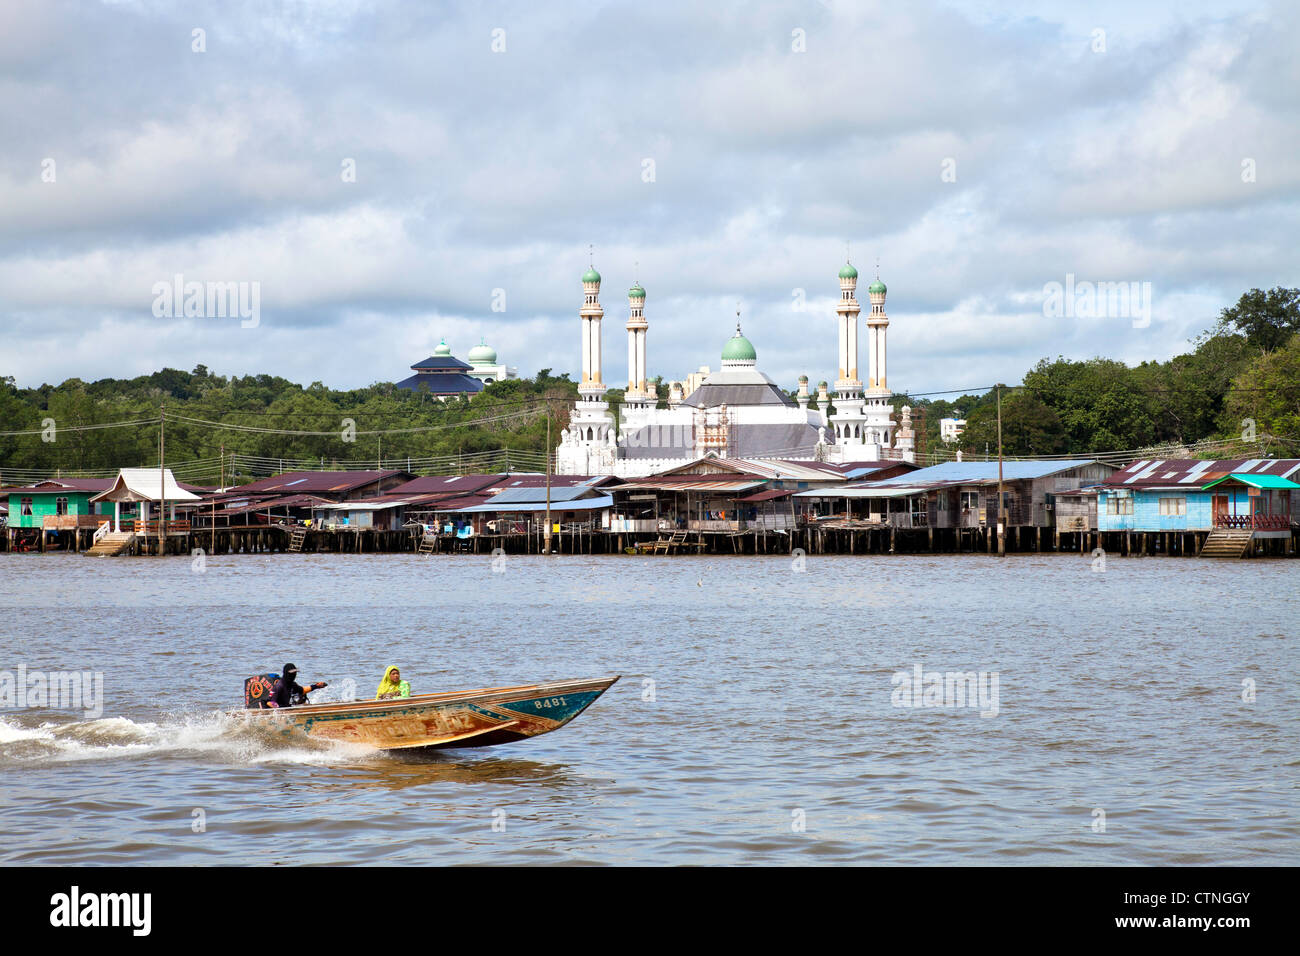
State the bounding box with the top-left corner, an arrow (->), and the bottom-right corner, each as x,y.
736,489 -> 794,502
216,494 -> 335,517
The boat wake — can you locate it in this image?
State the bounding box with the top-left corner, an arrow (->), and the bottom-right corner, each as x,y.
0,711 -> 378,767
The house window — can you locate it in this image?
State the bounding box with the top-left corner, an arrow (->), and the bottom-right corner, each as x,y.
56,497 -> 69,515
960,491 -> 979,511
1106,496 -> 1133,515
21,497 -> 33,516
1158,497 -> 1186,516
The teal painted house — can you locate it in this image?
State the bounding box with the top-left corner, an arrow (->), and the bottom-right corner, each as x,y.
5,479 -> 114,529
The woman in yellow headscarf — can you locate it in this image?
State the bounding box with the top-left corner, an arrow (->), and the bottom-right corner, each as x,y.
375,665 -> 411,700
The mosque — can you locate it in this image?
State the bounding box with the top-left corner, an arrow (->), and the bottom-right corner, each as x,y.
394,338 -> 517,399
556,261 -> 916,477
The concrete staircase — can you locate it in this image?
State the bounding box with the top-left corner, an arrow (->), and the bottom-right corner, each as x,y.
1200,528 -> 1253,558
85,531 -> 135,557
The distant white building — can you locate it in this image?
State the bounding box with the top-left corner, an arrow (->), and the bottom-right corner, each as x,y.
940,417 -> 967,442
556,259 -> 916,477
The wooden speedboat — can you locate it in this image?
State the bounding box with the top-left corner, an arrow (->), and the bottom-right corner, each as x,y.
233,676 -> 619,751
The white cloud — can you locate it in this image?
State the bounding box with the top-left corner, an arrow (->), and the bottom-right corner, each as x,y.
0,0 -> 1295,395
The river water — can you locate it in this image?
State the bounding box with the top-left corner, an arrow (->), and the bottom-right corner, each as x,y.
0,551 -> 1295,865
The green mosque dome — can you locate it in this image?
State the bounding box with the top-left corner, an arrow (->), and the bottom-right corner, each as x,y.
468,339 -> 497,364
721,326 -> 757,363
628,283 -> 646,299
868,278 -> 887,295
839,263 -> 859,279
582,267 -> 601,284
433,339 -> 452,356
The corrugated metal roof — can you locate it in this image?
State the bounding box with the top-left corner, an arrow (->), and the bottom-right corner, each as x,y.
869,459 -> 1101,485
458,495 -> 614,514
237,470 -> 407,494
613,478 -> 766,492
486,486 -> 602,504
1105,458 -> 1300,489
736,489 -> 794,502
728,458 -> 846,480
428,494 -> 494,511
795,486 -> 924,499
485,475 -> 613,489
316,499 -> 418,511
20,478 -> 115,492
386,474 -> 504,496
218,494 -> 334,516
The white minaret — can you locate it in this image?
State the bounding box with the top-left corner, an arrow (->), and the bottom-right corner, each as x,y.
625,278 -> 649,406
863,266 -> 896,452
569,258 -> 615,460
830,258 -> 870,457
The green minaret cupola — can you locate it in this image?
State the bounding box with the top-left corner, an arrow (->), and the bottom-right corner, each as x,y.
839,262 -> 859,280
868,278 -> 886,295
433,338 -> 452,356
583,266 -> 601,284
628,282 -> 645,299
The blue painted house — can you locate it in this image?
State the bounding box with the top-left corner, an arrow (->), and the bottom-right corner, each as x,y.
1097,458 -> 1299,536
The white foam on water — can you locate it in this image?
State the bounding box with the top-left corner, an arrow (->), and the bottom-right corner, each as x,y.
0,711 -> 379,766
0,718 -> 56,744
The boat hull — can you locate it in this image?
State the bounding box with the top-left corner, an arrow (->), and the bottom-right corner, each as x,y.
232,676 -> 619,752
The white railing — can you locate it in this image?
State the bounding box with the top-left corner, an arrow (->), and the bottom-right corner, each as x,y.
93,521 -> 111,543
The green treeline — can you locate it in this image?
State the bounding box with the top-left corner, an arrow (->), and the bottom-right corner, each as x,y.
900,287 -> 1300,456
0,367 -> 578,479
1,287 -> 1297,477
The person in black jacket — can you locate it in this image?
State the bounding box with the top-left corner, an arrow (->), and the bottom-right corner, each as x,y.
268,663 -> 326,708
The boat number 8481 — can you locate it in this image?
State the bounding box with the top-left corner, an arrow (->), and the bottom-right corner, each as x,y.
534,696 -> 568,709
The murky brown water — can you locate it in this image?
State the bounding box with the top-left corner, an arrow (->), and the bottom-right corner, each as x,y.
0,552 -> 1295,864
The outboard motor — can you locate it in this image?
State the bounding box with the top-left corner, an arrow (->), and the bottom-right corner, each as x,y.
243,673 -> 278,709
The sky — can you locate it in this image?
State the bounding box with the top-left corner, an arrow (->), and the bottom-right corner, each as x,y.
1,0 -> 1296,399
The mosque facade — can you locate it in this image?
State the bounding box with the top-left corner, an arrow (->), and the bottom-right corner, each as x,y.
556,262 -> 916,477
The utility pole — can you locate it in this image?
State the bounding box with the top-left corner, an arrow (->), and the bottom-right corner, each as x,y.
544,408 -> 553,555
158,403 -> 166,557
996,384 -> 1005,557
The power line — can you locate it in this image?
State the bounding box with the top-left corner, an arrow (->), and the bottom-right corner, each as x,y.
0,417 -> 161,437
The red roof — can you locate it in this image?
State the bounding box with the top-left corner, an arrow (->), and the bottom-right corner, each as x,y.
426,494 -> 494,511
386,474 -> 504,497
14,478 -> 116,492
736,489 -> 794,502
215,494 -> 335,517
235,470 -> 410,494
